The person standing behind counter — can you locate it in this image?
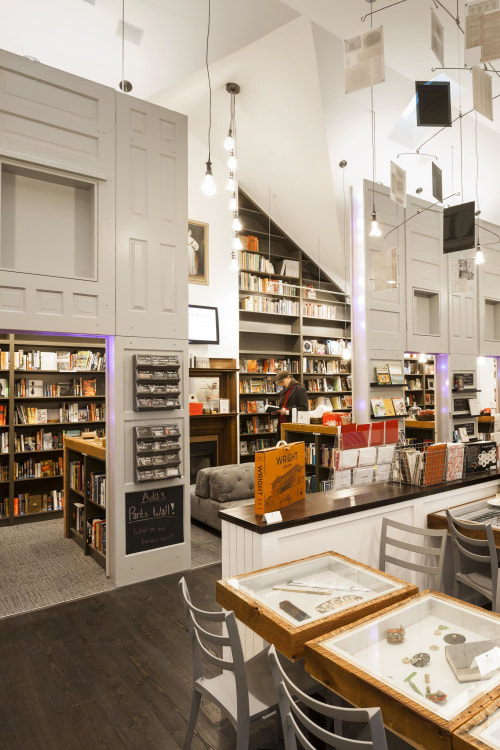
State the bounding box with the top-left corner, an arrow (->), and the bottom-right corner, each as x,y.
275,370 -> 309,423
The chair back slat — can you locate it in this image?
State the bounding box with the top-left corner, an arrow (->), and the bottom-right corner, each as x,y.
379,517 -> 447,591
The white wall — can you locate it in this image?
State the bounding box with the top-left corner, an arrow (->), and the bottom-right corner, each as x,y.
478,357 -> 497,412
187,133 -> 238,361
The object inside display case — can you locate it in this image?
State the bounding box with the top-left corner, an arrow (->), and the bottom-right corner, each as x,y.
320,594 -> 500,721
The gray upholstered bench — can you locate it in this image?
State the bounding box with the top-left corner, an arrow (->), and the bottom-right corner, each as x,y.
190,463 -> 255,532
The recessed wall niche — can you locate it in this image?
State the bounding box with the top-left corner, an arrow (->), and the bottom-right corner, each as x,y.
1,162 -> 96,280
484,298 -> 500,341
412,288 -> 440,336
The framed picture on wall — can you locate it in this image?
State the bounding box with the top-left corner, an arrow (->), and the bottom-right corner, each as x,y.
188,220 -> 209,285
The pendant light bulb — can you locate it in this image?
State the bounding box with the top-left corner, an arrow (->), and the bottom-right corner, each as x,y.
342,346 -> 352,361
230,250 -> 238,271
225,173 -> 236,192
201,160 -> 216,196
227,152 -> 237,171
229,194 -> 237,211
475,243 -> 485,265
418,352 -> 427,364
224,130 -> 234,152
233,234 -> 243,251
369,210 -> 382,237
232,214 -> 242,232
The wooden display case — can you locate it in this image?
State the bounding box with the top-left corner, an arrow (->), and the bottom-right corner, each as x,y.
216,550 -> 418,661
453,693 -> 500,749
304,591 -> 500,750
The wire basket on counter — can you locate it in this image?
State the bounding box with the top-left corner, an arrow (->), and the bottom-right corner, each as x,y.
393,442 -> 465,487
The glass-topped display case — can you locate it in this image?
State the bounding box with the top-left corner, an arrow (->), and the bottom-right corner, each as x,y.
454,694 -> 500,749
216,551 -> 418,660
304,591 -> 500,750
428,496 -> 500,547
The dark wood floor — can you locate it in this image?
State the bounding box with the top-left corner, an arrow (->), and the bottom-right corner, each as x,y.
0,563 -> 277,749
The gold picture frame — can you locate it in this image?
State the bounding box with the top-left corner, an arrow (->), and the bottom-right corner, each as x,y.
188,220 -> 209,285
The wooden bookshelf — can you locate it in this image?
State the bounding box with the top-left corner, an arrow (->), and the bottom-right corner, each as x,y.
0,333 -> 106,526
238,190 -> 351,462
64,435 -> 106,569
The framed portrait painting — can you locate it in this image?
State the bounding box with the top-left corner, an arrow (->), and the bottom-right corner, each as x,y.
188,220 -> 209,285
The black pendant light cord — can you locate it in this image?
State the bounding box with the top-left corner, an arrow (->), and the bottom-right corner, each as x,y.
206,0 -> 212,164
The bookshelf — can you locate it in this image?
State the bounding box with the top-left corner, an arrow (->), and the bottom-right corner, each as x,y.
238,190 -> 351,461
0,333 -> 106,525
280,423 -> 339,493
64,435 -> 106,569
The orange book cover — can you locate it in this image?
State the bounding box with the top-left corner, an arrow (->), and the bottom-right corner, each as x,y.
254,442 -> 305,516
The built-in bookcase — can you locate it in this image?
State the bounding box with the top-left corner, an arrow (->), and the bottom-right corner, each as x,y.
0,333 -> 106,525
238,190 -> 352,461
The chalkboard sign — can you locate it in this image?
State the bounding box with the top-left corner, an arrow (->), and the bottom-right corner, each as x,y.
125,485 -> 183,554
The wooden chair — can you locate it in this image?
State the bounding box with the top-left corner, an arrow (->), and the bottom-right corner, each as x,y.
446,510 -> 500,611
179,576 -> 279,749
268,644 -> 388,750
379,517 -> 448,591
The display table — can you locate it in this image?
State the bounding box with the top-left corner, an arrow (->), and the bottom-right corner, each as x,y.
427,496 -> 500,547
304,591 -> 500,750
216,551 -> 417,660
453,693 -> 500,749
220,471 -> 500,656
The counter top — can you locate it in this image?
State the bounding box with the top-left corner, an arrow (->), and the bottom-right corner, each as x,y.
218,470 -> 500,534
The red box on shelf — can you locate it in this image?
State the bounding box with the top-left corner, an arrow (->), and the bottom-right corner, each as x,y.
189,402 -> 203,415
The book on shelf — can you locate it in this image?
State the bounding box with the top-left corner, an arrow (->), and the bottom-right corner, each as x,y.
82,379 -> 97,396
40,351 -> 58,370
0,378 -> 8,397
392,397 -> 407,416
469,398 -> 480,416
388,363 -> 405,385
0,403 -> 7,425
370,398 -> 386,418
375,366 -> 391,385
56,351 -> 72,370
275,258 -> 300,278
240,234 -> 259,252
382,398 -> 395,417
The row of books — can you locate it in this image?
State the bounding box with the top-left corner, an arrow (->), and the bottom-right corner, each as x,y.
0,431 -> 8,453
0,351 -> 9,369
14,377 -> 99,397
238,250 -> 275,274
302,302 -> 337,319
239,377 -> 281,394
309,395 -> 352,410
240,296 -> 300,315
13,490 -> 63,515
303,339 -> 349,356
88,472 -> 106,507
14,429 -> 77,452
0,404 -> 7,425
406,378 -> 422,391
370,397 -> 407,418
87,518 -> 106,554
0,498 -> 7,517
0,378 -> 8,396
70,460 -> 84,492
14,403 -> 105,424
305,376 -> 351,393
240,358 -> 300,374
240,235 -> 259,252
0,464 -> 8,481
303,358 -> 350,375
240,400 -> 274,414
240,437 -> 275,455
239,272 -> 299,296
241,416 -> 279,435
374,364 -> 405,385
14,456 -> 63,479
14,349 -> 105,371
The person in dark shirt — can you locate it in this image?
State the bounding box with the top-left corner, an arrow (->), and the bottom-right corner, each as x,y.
275,369 -> 308,423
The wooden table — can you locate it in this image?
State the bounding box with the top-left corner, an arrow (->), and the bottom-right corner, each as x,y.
304,590 -> 500,750
216,550 -> 418,660
452,692 -> 500,749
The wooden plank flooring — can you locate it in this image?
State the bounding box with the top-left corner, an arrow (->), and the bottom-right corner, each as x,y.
0,563 -> 277,749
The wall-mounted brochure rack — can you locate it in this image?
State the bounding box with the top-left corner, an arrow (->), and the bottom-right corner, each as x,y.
134,355 -> 181,411
134,424 -> 181,482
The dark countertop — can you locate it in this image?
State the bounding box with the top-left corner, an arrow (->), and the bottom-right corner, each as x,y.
218,470 -> 500,534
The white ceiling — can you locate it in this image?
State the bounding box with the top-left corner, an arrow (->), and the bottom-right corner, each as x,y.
1,0 -> 499,286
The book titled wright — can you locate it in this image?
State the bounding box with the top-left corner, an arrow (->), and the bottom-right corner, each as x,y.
446,639 -> 500,683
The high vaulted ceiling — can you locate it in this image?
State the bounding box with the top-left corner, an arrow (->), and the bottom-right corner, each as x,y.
1,0 -> 499,287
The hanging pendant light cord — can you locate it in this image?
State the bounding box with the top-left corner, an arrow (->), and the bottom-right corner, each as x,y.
205,0 -> 212,163
121,0 -> 125,86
